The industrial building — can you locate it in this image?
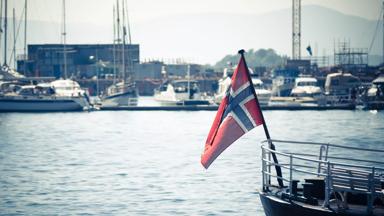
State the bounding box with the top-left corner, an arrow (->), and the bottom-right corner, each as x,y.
17,44 -> 140,79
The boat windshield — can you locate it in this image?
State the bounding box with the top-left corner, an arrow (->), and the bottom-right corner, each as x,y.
253,83 -> 265,89
173,81 -> 199,93
297,81 -> 317,86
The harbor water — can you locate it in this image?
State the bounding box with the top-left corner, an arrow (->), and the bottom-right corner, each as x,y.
0,97 -> 383,215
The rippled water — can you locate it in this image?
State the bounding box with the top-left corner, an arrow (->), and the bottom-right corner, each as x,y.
0,98 -> 383,215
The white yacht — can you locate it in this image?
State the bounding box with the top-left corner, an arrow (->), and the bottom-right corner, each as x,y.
363,74 -> 384,110
290,77 -> 322,97
268,77 -> 324,107
154,79 -> 209,106
214,76 -> 232,104
324,71 -> 360,107
252,77 -> 272,106
0,79 -> 90,112
214,63 -> 234,104
214,67 -> 271,106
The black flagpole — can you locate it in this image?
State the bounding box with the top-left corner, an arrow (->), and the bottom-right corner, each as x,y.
238,49 -> 284,188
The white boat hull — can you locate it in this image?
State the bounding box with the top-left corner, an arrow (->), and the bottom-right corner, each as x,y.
102,91 -> 138,107
0,96 -> 88,112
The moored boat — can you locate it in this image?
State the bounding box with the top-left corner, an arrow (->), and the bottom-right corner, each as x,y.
362,75 -> 384,110
324,71 -> 360,108
290,77 -> 322,98
268,77 -> 324,108
271,68 -> 299,97
214,66 -> 271,105
268,96 -> 318,107
154,79 -> 210,106
101,0 -> 139,107
252,76 -> 272,106
101,81 -> 138,107
0,79 -> 90,112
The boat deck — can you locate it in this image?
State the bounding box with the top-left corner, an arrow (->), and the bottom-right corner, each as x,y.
261,191 -> 384,216
260,139 -> 384,216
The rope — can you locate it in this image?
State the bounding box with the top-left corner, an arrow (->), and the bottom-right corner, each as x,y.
368,6 -> 383,54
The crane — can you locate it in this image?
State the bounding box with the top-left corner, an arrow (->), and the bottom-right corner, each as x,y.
292,0 -> 301,60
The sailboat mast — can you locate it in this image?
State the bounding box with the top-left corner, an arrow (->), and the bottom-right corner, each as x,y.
116,0 -> 122,81
124,0 -> 131,44
24,0 -> 27,75
121,0 -> 126,82
187,65 -> 190,98
113,5 -> 116,84
3,0 -> 7,66
0,0 -> 2,61
62,0 -> 67,79
12,7 -> 15,68
124,0 -> 134,82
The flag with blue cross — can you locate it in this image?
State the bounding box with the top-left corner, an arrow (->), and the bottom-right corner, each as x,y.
201,50 -> 264,169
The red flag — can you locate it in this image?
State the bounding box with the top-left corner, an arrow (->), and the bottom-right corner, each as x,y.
201,52 -> 264,169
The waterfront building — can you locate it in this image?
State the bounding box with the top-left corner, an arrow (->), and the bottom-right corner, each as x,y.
17,44 -> 140,79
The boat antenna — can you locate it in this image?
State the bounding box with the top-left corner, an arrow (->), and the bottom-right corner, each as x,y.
239,49 -> 284,188
62,0 -> 67,79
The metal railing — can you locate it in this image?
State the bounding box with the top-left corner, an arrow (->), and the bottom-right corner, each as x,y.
261,139 -> 384,213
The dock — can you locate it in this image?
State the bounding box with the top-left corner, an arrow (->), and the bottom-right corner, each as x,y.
100,105 -> 356,111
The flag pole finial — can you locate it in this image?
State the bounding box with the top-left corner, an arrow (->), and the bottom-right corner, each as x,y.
238,49 -> 245,55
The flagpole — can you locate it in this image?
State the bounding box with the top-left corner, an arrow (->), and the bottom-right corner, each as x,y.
238,49 -> 284,188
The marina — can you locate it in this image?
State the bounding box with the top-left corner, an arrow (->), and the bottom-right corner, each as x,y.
0,0 -> 384,215
99,102 -> 356,111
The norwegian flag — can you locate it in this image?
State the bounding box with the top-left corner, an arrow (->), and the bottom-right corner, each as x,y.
201,51 -> 264,169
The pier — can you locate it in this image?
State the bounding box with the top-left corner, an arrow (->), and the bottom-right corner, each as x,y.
100,105 -> 355,111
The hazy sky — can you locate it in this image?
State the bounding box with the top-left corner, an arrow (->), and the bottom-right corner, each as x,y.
5,0 -> 383,64
9,0 -> 381,22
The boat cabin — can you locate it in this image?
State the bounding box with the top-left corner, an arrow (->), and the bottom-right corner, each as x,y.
290,77 -> 322,97
324,72 -> 360,96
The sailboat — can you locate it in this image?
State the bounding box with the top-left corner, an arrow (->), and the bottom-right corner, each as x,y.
0,0 -> 90,112
201,50 -> 384,216
101,0 -> 138,107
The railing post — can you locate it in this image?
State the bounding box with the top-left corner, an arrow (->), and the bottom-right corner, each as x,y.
323,161 -> 331,208
367,166 -> 375,215
267,140 -> 272,186
289,154 -> 293,196
261,146 -> 266,191
318,145 -> 326,176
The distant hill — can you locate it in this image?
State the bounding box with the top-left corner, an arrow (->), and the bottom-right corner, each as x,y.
215,49 -> 285,68
3,5 -> 383,66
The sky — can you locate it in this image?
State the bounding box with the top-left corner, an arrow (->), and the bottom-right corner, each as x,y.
9,0 -> 382,22
5,0 -> 384,65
